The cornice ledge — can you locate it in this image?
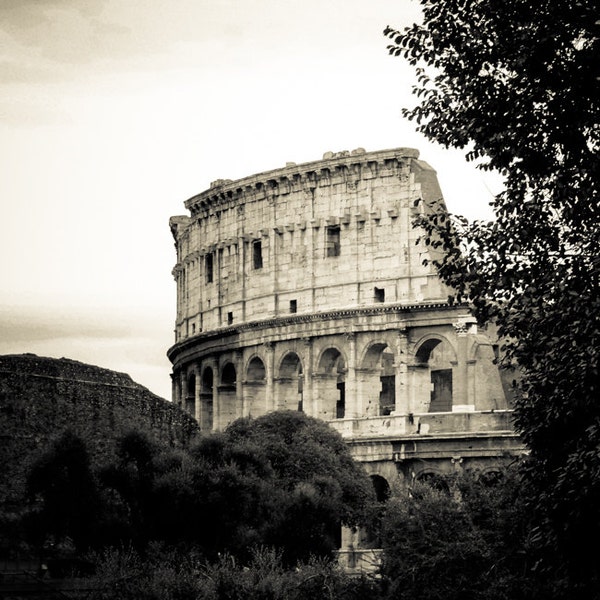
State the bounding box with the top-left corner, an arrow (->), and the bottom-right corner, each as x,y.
167,301 -> 468,361
184,147 -> 421,212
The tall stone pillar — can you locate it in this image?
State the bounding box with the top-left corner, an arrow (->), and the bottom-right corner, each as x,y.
264,342 -> 275,414
302,337 -> 313,416
207,357 -> 219,431
239,235 -> 247,321
194,363 -> 202,423
345,333 -> 359,418
180,371 -> 187,411
453,322 -> 469,408
171,372 -> 177,405
235,349 -> 244,418
304,186 -> 316,311
395,329 -> 409,414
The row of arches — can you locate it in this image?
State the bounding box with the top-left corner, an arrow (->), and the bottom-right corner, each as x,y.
175,330 -> 483,430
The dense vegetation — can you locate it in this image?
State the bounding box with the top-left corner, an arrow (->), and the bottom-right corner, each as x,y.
18,448 -> 569,600
7,416 -> 590,599
385,0 -> 599,594
19,411 -> 374,569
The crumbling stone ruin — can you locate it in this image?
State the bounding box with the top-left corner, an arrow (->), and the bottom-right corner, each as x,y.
168,147 -> 523,568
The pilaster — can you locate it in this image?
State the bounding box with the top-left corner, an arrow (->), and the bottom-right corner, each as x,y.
395,329 -> 409,414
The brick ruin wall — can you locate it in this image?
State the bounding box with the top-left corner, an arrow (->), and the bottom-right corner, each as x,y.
0,354 -> 199,509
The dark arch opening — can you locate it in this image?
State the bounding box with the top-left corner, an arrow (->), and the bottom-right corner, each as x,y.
186,373 -> 196,416
362,343 -> 396,416
371,474 -> 391,503
221,362 -> 237,387
279,352 -> 303,411
318,348 -> 346,419
415,338 -> 454,413
201,367 -> 213,394
479,470 -> 504,487
247,356 -> 266,382
200,367 -> 214,431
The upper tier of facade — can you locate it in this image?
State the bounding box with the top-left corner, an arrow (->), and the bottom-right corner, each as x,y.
169,147 -> 451,343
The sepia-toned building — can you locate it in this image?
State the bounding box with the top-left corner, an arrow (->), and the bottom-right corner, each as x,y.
167,147 -> 523,567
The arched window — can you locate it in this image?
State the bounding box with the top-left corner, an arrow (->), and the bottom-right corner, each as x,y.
415,337 -> 456,413
317,348 -> 346,419
246,356 -> 266,382
370,474 -> 391,503
199,367 -> 214,431
201,367 -> 213,394
221,362 -> 237,387
279,352 -> 303,411
186,373 -> 196,416
361,343 -> 395,416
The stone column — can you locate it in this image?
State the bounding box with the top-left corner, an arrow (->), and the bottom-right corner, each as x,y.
207,357 -> 219,430
395,329 -> 409,415
453,322 -> 469,408
239,235 -> 247,321
235,349 -> 244,418
194,363 -> 202,423
312,373 -> 338,420
264,342 -> 275,414
344,332 -> 359,418
302,337 -> 313,416
170,372 -> 177,405
180,371 -> 187,411
304,186 -> 316,311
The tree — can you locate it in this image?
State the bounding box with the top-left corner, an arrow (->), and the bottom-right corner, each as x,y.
25,430 -> 101,554
99,413 -> 374,565
223,411 -> 375,565
380,468 -> 552,600
384,0 -> 599,590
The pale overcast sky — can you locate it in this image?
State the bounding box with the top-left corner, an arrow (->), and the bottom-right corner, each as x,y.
0,0 -> 501,400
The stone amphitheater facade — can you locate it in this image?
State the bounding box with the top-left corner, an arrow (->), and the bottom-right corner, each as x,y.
168,147 -> 523,554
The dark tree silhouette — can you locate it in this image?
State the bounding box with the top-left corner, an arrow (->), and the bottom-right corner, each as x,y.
385,0 -> 599,591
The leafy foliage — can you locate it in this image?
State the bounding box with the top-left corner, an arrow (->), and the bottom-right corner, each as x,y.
380,467 -> 565,600
385,0 -> 599,589
220,411 -> 375,564
24,430 -> 103,553
22,412 -> 374,568
87,545 -> 380,600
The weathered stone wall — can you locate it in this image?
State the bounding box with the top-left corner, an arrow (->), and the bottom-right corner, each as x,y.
167,148 -> 524,522
0,354 -> 199,509
170,148 -> 450,340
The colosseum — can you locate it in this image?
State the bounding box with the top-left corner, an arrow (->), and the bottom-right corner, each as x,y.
167,146 -> 523,565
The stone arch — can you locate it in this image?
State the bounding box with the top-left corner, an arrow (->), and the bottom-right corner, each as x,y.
358,474 -> 391,548
359,341 -> 396,416
185,372 -> 196,417
221,362 -> 237,387
219,361 -> 237,428
279,351 -> 303,378
413,334 -> 457,413
414,333 -> 457,363
277,351 -> 303,412
246,355 -> 266,382
199,366 -> 214,431
370,474 -> 391,503
244,355 -> 267,418
315,347 -> 347,419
